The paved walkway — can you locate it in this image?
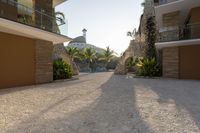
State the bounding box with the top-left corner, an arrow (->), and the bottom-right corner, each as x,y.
0,72 -> 200,133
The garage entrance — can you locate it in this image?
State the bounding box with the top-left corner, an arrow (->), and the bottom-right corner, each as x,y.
0,32 -> 35,88
180,45 -> 200,80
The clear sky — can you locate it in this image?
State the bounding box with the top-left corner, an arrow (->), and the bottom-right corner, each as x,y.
56,0 -> 144,54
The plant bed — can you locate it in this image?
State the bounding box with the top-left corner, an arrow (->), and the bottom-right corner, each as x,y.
53,59 -> 73,80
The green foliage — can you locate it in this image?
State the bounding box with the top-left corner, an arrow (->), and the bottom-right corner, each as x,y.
103,47 -> 114,61
134,16 -> 160,77
83,48 -> 97,72
83,48 -> 97,63
127,29 -> 137,39
18,15 -> 32,24
136,58 -> 161,77
53,11 -> 65,34
126,57 -> 135,72
100,46 -> 114,70
55,11 -> 65,24
127,31 -> 133,37
65,46 -> 118,72
106,56 -> 120,70
53,59 -> 73,80
141,2 -> 145,7
66,47 -> 79,61
145,16 -> 157,59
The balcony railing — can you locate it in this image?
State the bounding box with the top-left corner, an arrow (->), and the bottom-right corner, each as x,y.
0,0 -> 66,35
158,0 -> 179,5
158,23 -> 200,42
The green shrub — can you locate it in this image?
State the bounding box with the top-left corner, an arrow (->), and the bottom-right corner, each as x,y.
107,57 -> 120,70
136,58 -> 161,77
126,57 -> 135,71
53,59 -> 73,80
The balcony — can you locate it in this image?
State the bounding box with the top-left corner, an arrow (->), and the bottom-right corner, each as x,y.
0,0 -> 71,44
0,0 -> 66,36
158,23 -> 200,42
157,0 -> 179,6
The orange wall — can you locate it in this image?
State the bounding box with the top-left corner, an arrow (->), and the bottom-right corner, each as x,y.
179,45 -> 200,80
0,32 -> 36,88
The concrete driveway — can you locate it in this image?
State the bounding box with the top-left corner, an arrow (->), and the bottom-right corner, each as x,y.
0,72 -> 200,133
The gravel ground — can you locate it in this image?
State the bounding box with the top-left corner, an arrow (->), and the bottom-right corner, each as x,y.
0,72 -> 200,133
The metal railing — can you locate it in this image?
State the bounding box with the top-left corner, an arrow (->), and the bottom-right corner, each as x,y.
0,0 -> 66,35
158,0 -> 179,5
158,23 -> 200,42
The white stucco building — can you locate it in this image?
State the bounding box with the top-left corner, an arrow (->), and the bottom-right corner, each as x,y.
68,29 -> 104,53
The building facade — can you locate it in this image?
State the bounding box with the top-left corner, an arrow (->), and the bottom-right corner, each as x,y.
68,29 -> 105,53
0,0 -> 71,88
154,0 -> 200,80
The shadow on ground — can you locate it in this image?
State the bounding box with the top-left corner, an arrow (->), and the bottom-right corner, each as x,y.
133,78 -> 200,132
2,73 -> 200,133
4,73 -> 152,133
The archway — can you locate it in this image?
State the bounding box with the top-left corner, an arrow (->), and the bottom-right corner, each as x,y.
125,56 -> 135,74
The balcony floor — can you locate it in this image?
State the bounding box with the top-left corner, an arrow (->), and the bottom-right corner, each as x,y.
156,38 -> 200,49
0,18 -> 72,44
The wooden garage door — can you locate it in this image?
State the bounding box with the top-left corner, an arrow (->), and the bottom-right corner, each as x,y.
180,45 -> 200,80
0,32 -> 35,88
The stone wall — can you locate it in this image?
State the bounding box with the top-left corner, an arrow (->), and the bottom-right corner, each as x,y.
162,47 -> 179,78
114,0 -> 155,75
53,44 -> 79,75
114,40 -> 135,75
35,40 -> 53,84
53,44 -> 71,63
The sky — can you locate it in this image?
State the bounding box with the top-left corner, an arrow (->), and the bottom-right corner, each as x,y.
56,0 -> 144,54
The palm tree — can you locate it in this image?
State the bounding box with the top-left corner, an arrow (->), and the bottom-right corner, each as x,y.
101,46 -> 114,71
66,47 -> 79,61
55,11 -> 65,24
141,1 -> 145,7
127,28 -> 137,39
127,31 -> 133,37
83,48 -> 97,72
53,11 -> 65,34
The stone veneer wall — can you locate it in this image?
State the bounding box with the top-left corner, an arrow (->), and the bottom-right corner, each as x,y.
114,40 -> 135,75
162,47 -> 179,78
35,40 -> 53,84
53,44 -> 79,75
53,44 -> 71,63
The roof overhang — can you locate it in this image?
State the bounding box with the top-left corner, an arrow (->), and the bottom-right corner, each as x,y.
53,0 -> 67,7
0,18 -> 72,44
156,39 -> 200,49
